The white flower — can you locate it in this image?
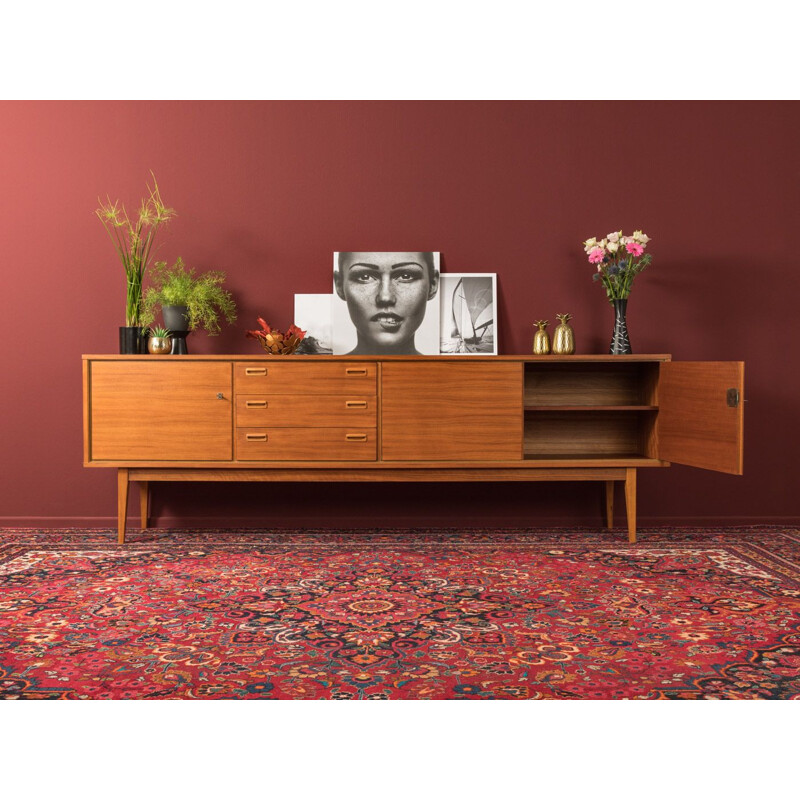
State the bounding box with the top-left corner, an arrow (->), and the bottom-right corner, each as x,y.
583,237 -> 597,253
633,230 -> 650,244
607,241 -> 619,253
620,235 -> 631,246
607,231 -> 621,243
598,238 -> 608,250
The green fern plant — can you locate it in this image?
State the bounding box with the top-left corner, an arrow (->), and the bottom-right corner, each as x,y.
142,258 -> 237,335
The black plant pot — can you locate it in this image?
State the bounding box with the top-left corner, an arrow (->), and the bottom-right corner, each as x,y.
162,305 -> 191,355
609,299 -> 632,355
119,326 -> 146,354
162,304 -> 189,331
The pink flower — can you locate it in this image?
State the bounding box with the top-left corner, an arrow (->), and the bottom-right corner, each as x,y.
625,242 -> 644,257
588,247 -> 605,264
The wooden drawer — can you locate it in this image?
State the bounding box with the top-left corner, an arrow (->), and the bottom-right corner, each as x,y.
236,428 -> 377,461
236,395 -> 376,427
234,362 -> 376,395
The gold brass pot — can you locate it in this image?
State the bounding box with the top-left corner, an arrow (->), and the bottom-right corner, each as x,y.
552,313 -> 575,355
148,336 -> 173,355
532,320 -> 550,354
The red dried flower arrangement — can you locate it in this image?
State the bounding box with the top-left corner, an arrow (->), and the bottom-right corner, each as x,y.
246,318 -> 306,355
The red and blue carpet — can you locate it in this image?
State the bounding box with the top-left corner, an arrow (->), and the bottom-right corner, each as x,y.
0,527 -> 798,699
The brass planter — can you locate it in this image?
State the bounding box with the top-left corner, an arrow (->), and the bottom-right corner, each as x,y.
147,336 -> 173,355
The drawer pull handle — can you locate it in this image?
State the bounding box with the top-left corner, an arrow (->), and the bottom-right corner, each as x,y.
345,400 -> 368,409
345,368 -> 368,376
346,433 -> 368,442
245,367 -> 267,376
245,433 -> 268,442
246,400 -> 268,408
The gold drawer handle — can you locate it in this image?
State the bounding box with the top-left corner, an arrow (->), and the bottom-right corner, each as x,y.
345,433 -> 368,442
345,400 -> 368,409
245,400 -> 268,408
245,367 -> 267,376
245,433 -> 268,442
345,368 -> 368,376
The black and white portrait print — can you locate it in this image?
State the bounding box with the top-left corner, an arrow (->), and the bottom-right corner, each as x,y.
332,252 -> 441,355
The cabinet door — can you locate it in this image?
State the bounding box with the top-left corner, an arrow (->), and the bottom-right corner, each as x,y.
381,362 -> 522,461
90,361 -> 233,461
657,361 -> 743,474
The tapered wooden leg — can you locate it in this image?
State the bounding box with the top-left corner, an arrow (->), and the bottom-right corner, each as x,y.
117,468 -> 129,545
624,468 -> 637,544
605,481 -> 615,529
139,481 -> 149,529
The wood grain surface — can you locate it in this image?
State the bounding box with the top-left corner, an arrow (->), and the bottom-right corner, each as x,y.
524,362 -> 660,406
235,394 -> 376,427
234,362 -> 377,394
657,361 -> 744,474
235,427 -> 377,461
90,362 -> 233,461
129,466 -> 629,482
381,362 -> 523,461
524,410 -> 657,457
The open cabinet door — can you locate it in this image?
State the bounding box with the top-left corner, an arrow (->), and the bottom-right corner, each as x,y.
657,362 -> 744,474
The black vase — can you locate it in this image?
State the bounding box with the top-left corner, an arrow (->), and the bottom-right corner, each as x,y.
609,299 -> 632,355
119,326 -> 146,354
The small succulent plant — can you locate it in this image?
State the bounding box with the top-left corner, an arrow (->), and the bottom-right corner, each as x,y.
150,326 -> 171,339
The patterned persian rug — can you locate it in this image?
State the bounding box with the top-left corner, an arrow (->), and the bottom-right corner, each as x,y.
1,527 -> 798,700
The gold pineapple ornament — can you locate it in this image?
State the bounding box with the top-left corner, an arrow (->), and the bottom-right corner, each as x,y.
533,320 -> 550,354
552,314 -> 575,355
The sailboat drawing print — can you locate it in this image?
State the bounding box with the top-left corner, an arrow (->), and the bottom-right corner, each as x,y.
439,273 -> 497,354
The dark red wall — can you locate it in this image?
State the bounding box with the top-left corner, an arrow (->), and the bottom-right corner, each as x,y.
1,101 -> 797,528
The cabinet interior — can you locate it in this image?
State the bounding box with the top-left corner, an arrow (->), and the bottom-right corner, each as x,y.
523,362 -> 659,461
524,362 -> 659,406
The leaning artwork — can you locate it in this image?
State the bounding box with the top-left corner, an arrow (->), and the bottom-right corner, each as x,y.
439,273 -> 497,354
294,293 -> 333,354
332,252 -> 441,355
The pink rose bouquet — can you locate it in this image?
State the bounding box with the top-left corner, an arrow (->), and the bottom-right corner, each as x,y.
583,230 -> 652,301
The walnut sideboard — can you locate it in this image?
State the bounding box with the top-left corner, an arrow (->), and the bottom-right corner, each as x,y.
82,355 -> 744,544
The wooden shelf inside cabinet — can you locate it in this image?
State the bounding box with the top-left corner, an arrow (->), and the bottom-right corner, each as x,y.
522,454 -> 663,466
523,361 -> 660,407
524,405 -> 658,412
523,409 -> 658,460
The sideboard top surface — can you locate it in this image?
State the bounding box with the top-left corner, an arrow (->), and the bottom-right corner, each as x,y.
83,354 -> 673,363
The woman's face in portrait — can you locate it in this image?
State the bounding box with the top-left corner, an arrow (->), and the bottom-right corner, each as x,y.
335,252 -> 438,354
